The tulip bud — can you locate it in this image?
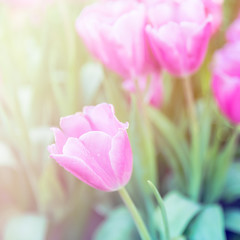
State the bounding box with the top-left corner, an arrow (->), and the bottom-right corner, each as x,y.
49,103 -> 133,191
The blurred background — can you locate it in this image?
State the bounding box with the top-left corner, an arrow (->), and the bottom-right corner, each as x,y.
0,0 -> 240,240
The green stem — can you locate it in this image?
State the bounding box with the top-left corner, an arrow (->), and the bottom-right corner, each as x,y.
118,187 -> 151,240
182,75 -> 201,201
182,75 -> 197,124
147,181 -> 170,240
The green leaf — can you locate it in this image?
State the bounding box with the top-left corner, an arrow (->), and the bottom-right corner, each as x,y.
172,237 -> 186,240
4,214 -> 47,240
163,191 -> 201,238
129,97 -> 157,185
207,132 -> 237,203
222,162 -> 240,203
225,208 -> 240,234
93,207 -> 136,240
147,106 -> 189,187
187,205 -> 226,240
148,181 -> 170,240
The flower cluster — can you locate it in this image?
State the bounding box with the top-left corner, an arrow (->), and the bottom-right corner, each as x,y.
76,0 -> 222,106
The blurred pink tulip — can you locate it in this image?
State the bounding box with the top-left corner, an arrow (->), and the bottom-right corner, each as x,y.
76,0 -> 158,80
212,42 -> 240,124
123,72 -> 163,107
202,0 -> 223,34
48,103 -> 133,191
226,13 -> 240,42
146,0 -> 212,77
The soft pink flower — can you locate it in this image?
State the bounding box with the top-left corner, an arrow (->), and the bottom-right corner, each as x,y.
76,0 -> 158,79
226,13 -> 240,42
123,72 -> 163,107
212,42 -> 240,124
202,0 -> 223,34
48,103 -> 133,191
146,0 -> 212,77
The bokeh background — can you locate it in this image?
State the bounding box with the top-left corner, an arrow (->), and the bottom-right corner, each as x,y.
0,0 -> 240,240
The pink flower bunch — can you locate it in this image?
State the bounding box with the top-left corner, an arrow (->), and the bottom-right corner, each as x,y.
76,0 -> 163,107
76,0 -> 215,99
48,103 -> 133,191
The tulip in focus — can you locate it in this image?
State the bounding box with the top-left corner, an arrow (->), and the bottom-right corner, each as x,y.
48,103 -> 133,191
212,42 -> 240,125
146,0 -> 212,77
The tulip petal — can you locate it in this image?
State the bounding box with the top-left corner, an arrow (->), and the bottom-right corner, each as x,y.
83,103 -> 128,136
51,153 -> 111,191
146,22 -> 184,76
60,113 -> 91,138
80,131 -> 119,189
49,127 -> 67,154
63,136 -> 118,190
109,129 -> 132,187
181,21 -> 211,73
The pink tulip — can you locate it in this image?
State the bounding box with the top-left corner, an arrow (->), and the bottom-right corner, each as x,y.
146,0 -> 212,77
76,0 -> 158,80
226,13 -> 240,42
202,0 -> 223,34
48,103 -> 133,191
123,72 -> 163,107
212,42 -> 240,124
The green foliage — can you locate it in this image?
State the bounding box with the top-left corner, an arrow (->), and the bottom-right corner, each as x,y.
222,162 -> 240,203
163,191 -> 201,238
130,98 -> 157,186
225,209 -> 240,234
93,207 -> 137,240
187,205 -> 226,240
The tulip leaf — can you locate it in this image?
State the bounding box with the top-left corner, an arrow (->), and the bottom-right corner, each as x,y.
187,205 -> 226,240
163,191 -> 201,238
225,208 -> 240,234
206,132 -> 237,203
93,207 -> 137,240
222,162 -> 240,203
129,96 -> 157,185
4,214 -> 47,240
147,106 -> 189,189
147,181 -> 170,240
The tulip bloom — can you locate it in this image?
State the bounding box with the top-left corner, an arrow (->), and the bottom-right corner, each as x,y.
146,0 -> 211,77
76,0 -> 163,107
76,0 -> 156,79
48,103 -> 133,191
202,0 -> 223,34
212,42 -> 240,124
123,72 -> 163,107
